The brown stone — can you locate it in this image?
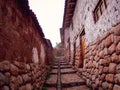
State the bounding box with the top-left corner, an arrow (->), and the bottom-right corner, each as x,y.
99,51 -> 104,58
116,64 -> 120,73
19,85 -> 26,90
113,85 -> 120,90
111,53 -> 120,63
108,63 -> 117,73
99,57 -> 110,66
22,74 -> 30,83
25,84 -> 32,90
108,83 -> 113,90
114,36 -> 120,45
103,66 -> 109,73
0,61 -> 10,71
104,34 -> 114,48
0,72 -> 7,86
98,87 -> 104,90
114,74 -> 120,84
116,42 -> 120,54
105,74 -> 114,83
1,86 -> 10,90
103,47 -> 108,56
100,74 -> 106,81
108,44 -> 116,55
113,24 -> 120,36
10,64 -> 19,75
98,66 -> 103,74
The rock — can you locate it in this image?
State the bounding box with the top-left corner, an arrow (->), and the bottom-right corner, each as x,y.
103,67 -> 109,73
114,73 -> 120,84
102,82 -> 109,89
104,34 -> 114,48
0,72 -> 6,86
113,24 -> 120,36
1,86 -> 10,90
105,74 -> 114,83
98,66 -> 103,74
114,36 -> 120,45
116,64 -> 120,73
10,64 -> 19,75
108,44 -> 116,55
0,61 -> 10,71
108,63 -> 117,73
26,84 -> 32,90
116,42 -> 120,54
17,75 -> 23,85
113,84 -> 120,90
111,53 -> 119,63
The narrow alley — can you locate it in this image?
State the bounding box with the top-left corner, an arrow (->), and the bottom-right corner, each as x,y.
43,56 -> 89,90
0,0 -> 120,90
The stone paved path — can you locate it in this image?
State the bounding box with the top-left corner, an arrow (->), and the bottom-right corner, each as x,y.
43,57 -> 89,90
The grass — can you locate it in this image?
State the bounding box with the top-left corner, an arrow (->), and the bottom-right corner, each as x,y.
42,86 -> 47,90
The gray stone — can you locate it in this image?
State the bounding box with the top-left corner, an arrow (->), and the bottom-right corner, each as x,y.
113,84 -> 120,90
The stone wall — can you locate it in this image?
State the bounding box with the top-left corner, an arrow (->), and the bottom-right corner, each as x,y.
0,60 -> 48,90
81,23 -> 120,90
0,0 -> 52,89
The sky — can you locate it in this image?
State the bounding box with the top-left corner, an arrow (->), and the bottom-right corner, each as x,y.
28,0 -> 65,47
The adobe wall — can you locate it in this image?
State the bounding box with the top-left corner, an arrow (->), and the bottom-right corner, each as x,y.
0,0 -> 52,89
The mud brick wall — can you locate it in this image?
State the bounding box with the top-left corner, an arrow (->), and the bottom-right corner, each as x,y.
82,24 -> 120,90
0,0 -> 52,90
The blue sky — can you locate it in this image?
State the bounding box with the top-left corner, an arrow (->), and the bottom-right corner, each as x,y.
29,0 -> 65,47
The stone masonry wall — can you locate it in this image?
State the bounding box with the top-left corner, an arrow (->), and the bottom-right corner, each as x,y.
82,23 -> 120,90
0,60 -> 48,90
0,0 -> 52,90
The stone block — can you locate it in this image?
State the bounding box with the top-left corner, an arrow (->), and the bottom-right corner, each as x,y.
103,66 -> 109,73
116,42 -> 120,54
105,74 -> 114,83
102,82 -> 109,89
104,34 -> 114,48
98,66 -> 103,74
111,53 -> 120,63
114,36 -> 120,45
113,24 -> 120,36
100,74 -> 106,81
99,51 -> 104,58
114,73 -> 120,84
1,86 -> 9,90
108,44 -> 116,55
0,72 -> 7,86
108,63 -> 117,73
116,64 -> 120,73
10,64 -> 19,75
0,61 -> 10,71
25,84 -> 32,90
113,85 -> 120,90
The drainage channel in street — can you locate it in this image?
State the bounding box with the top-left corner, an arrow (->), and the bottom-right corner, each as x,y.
43,58 -> 89,90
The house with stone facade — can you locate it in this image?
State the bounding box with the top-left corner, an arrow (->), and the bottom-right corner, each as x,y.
61,0 -> 120,89
0,0 -> 53,89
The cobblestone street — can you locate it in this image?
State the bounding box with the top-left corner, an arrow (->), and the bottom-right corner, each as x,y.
43,57 -> 90,90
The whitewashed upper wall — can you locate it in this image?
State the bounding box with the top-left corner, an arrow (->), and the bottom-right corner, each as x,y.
70,0 -> 120,46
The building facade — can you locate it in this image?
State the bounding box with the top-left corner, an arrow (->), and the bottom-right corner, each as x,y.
61,0 -> 120,89
0,0 -> 53,89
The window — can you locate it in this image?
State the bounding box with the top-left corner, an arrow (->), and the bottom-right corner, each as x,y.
93,0 -> 107,23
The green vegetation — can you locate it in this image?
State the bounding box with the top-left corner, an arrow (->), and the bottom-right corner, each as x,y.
42,86 -> 47,90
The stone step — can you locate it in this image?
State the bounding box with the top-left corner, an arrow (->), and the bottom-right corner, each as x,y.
62,85 -> 90,90
61,71 -> 76,74
62,81 -> 86,88
60,66 -> 72,69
